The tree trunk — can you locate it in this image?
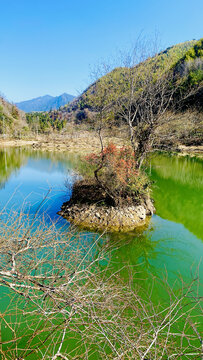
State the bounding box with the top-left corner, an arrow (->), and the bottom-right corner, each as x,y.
135,126 -> 154,169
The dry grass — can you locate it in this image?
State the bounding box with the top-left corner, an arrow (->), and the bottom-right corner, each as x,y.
0,111 -> 202,156
0,126 -> 129,155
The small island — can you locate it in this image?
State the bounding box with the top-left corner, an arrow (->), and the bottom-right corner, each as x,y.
59,143 -> 155,232
59,180 -> 155,232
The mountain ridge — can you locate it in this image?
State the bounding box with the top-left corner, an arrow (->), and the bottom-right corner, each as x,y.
16,93 -> 75,112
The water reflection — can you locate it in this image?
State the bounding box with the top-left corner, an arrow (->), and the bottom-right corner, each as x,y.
0,147 -> 202,288
150,153 -> 203,240
0,147 -> 27,189
0,147 -> 74,224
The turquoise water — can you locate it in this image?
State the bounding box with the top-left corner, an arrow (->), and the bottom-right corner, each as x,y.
0,147 -> 202,286
0,147 -> 202,358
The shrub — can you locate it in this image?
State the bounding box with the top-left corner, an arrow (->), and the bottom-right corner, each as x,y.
11,105 -> 19,119
85,143 -> 150,205
75,109 -> 87,123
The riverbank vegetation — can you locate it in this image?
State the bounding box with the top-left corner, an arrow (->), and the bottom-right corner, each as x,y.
0,210 -> 202,359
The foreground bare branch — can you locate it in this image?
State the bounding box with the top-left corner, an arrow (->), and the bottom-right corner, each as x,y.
0,210 -> 202,359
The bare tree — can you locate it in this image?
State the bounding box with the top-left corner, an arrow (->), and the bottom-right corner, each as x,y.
112,49 -> 173,167
114,39 -> 203,168
85,62 -> 116,151
84,38 -> 202,170
0,207 -> 202,359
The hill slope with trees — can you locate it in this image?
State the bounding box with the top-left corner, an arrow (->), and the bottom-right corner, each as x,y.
0,96 -> 27,138
58,38 -> 203,148
1,39 -> 202,146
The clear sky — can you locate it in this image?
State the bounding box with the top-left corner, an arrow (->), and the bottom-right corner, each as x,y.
0,0 -> 202,102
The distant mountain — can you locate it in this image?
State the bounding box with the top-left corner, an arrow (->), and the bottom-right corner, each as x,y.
16,93 -> 75,112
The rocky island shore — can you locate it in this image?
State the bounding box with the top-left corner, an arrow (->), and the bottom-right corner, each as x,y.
59,181 -> 155,232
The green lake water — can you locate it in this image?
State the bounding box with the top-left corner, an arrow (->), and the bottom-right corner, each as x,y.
0,147 -> 202,288
0,147 -> 202,357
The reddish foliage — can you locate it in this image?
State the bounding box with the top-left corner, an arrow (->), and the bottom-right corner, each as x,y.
84,143 -> 147,205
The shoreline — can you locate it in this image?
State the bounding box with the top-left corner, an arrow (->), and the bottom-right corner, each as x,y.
59,202 -> 154,233
59,180 -> 155,232
0,134 -> 127,154
0,137 -> 202,157
1,136 -> 202,232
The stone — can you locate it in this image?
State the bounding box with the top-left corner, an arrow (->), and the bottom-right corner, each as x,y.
58,200 -> 153,232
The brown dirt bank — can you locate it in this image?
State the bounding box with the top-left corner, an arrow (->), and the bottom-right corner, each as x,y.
0,139 -> 37,147
0,132 -> 127,154
0,134 -> 202,157
177,145 -> 203,156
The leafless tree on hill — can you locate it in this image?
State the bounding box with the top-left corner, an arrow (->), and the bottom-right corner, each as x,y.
88,38 -> 202,169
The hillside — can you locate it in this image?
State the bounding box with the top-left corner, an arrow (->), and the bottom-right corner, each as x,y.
0,97 -> 27,137
16,93 -> 75,112
54,39 -> 203,146
61,40 -> 198,116
2,39 -> 202,146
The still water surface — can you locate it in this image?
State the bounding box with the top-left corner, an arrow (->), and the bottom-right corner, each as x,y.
0,147 -> 202,288
0,146 -> 203,357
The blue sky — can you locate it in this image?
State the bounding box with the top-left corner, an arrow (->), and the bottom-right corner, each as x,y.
0,0 -> 202,102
